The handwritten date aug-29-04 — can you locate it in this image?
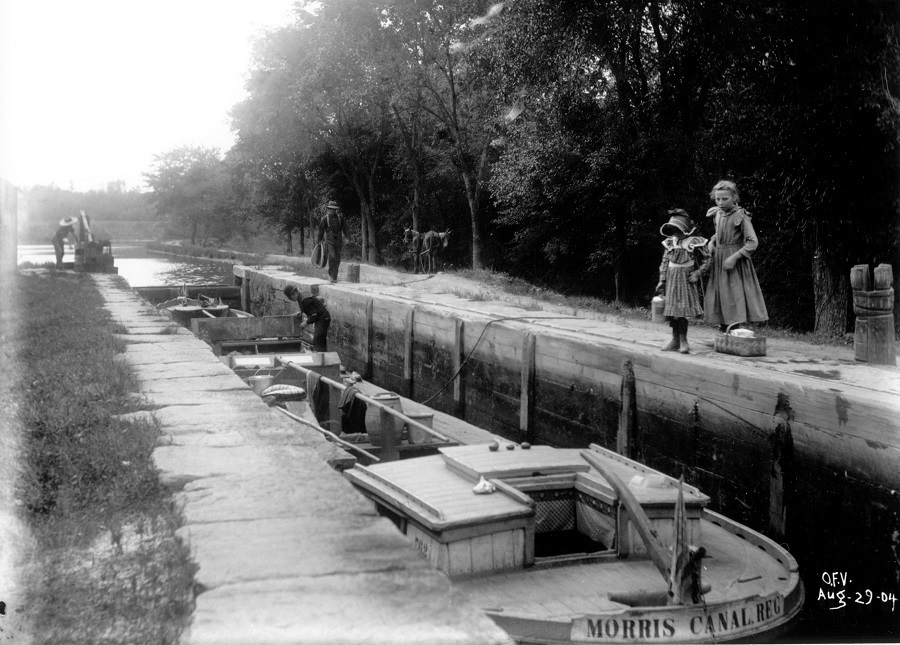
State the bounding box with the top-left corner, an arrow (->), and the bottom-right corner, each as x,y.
818,571 -> 897,612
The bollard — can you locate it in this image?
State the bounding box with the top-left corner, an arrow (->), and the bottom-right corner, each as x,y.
851,263 -> 896,365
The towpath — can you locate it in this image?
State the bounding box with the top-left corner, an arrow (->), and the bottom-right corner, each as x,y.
93,274 -> 507,645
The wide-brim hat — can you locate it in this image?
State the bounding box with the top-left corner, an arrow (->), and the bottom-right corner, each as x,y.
59,216 -> 78,227
326,200 -> 339,210
660,211 -> 696,236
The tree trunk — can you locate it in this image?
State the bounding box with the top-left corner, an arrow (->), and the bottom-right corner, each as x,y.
460,142 -> 490,270
812,245 -> 850,337
366,174 -> 380,265
285,221 -> 293,254
461,170 -> 482,270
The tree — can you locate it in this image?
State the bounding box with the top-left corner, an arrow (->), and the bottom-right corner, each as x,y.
144,146 -> 235,245
380,0 -> 510,270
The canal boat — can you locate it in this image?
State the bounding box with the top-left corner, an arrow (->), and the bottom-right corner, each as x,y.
344,442 -> 804,644
156,294 -> 253,327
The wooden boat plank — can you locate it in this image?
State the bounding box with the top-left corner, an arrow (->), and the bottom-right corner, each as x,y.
441,445 -> 591,481
454,514 -> 795,623
346,456 -> 533,528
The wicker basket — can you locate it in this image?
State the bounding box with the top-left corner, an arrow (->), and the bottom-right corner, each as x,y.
714,323 -> 767,357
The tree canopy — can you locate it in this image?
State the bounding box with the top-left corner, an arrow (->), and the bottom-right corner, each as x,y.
145,0 -> 900,335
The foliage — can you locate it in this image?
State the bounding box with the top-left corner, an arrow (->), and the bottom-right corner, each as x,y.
140,0 -> 900,334
144,146 -> 238,245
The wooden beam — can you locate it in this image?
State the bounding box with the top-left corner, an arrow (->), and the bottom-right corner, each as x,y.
240,277 -> 249,312
520,332 -> 536,443
580,450 -> 670,582
769,394 -> 794,539
404,306 -> 416,398
365,298 -> 374,380
453,318 -> 466,417
618,359 -> 637,459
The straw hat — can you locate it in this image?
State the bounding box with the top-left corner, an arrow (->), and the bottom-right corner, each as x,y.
326,200 -> 339,210
59,216 -> 78,227
660,209 -> 696,236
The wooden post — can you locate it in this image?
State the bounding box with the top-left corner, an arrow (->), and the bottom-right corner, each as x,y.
617,360 -> 638,459
240,277 -> 250,313
769,393 -> 793,539
364,298 -> 374,380
403,307 -> 415,398
520,332 -> 536,443
851,264 -> 895,365
453,319 -> 466,418
379,406 -> 400,462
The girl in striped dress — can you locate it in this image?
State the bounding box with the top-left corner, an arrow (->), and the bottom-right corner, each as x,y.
655,209 -> 709,354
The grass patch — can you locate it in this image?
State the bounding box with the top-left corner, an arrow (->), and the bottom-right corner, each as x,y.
9,271 -> 194,644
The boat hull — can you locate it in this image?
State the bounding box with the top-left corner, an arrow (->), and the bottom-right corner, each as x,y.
487,581 -> 805,644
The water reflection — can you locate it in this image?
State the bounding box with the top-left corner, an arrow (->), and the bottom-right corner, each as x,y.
16,243 -> 235,287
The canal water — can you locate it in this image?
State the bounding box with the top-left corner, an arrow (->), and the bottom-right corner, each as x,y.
16,242 -> 234,286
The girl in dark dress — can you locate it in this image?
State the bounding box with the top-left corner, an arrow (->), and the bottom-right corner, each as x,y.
655,210 -> 708,354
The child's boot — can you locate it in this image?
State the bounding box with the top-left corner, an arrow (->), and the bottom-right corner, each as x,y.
678,319 -> 690,354
661,320 -> 679,351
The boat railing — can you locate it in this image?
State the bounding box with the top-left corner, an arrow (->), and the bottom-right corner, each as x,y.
280,359 -> 454,461
275,405 -> 383,464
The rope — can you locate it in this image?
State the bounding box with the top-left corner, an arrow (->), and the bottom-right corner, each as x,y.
420,315 -> 580,406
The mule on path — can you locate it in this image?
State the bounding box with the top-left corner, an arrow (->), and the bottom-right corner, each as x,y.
403,227 -> 425,274
420,229 -> 450,274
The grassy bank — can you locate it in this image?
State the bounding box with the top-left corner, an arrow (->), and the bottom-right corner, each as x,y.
6,270 -> 194,643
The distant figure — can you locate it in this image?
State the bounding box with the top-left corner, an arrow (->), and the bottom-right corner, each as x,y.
703,180 -> 768,331
316,201 -> 347,283
403,227 -> 425,273
654,210 -> 708,354
51,215 -> 79,268
284,285 -> 331,352
420,229 -> 451,274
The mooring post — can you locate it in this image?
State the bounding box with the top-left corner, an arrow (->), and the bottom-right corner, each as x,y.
453,319 -> 466,417
851,263 -> 896,365
769,393 -> 794,539
377,407 -> 399,462
617,359 -> 638,459
520,332 -> 536,443
403,307 -> 415,398
364,298 -> 374,380
239,278 -> 250,313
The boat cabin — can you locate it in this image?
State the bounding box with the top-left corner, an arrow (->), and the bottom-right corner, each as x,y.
346,443 -> 709,577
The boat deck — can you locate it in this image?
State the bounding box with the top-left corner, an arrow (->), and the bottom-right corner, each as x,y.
455,517 -> 791,620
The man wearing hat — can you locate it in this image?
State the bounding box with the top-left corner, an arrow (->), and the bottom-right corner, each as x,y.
283,285 -> 331,352
316,200 -> 347,282
52,215 -> 80,268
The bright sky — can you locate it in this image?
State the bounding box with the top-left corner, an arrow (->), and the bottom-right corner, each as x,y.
0,0 -> 297,192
